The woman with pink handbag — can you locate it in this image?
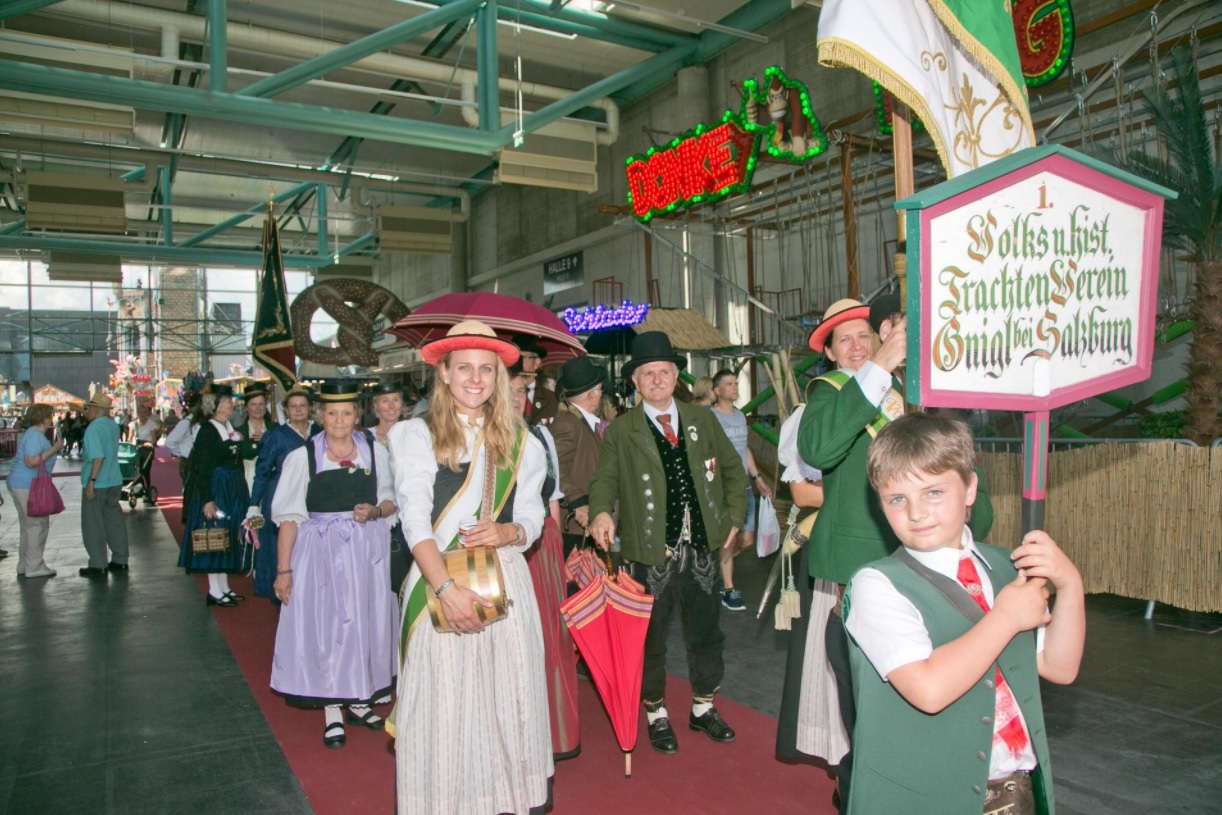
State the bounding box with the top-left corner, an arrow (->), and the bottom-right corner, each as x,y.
7,403 -> 65,579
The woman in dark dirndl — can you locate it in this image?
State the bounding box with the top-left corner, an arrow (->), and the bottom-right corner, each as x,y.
177,383 -> 253,606
270,382 -> 398,748
248,384 -> 316,602
368,381 -> 413,597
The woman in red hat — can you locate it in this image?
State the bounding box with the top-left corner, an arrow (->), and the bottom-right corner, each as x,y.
388,320 -> 552,815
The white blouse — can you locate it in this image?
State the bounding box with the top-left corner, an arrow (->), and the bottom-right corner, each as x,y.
387,416 -> 547,553
271,438 -> 395,526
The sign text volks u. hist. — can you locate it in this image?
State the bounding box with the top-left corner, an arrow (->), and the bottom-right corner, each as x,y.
902,147 -> 1171,412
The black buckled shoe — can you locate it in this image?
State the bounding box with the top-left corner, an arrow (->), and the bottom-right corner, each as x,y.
323,721 -> 346,749
647,717 -> 678,754
106,562 -> 129,573
689,707 -> 736,743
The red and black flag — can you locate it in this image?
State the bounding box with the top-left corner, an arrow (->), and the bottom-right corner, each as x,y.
252,215 -> 297,389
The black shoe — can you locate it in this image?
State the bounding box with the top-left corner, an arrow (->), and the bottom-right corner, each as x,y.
345,708 -> 385,731
688,707 -> 736,743
206,593 -> 237,607
0,549 -> 9,559
78,567 -> 106,578
323,721 -> 346,749
224,591 -> 246,602
106,562 -> 129,573
647,717 -> 678,754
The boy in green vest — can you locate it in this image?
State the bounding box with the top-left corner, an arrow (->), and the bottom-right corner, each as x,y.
844,413 -> 1085,815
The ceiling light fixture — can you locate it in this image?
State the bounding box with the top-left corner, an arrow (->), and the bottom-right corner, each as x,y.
393,0 -> 577,40
595,1 -> 768,43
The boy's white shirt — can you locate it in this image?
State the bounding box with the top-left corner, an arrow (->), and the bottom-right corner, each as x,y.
846,525 -> 1043,779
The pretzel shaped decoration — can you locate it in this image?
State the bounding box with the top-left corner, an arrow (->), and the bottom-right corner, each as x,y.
291,279 -> 409,367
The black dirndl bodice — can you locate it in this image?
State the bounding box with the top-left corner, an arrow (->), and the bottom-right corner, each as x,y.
305,440 -> 378,511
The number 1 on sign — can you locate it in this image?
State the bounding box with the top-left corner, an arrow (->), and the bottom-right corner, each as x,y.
1038,182 -> 1053,209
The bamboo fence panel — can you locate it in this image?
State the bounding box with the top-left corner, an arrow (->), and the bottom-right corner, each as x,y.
980,443 -> 1222,612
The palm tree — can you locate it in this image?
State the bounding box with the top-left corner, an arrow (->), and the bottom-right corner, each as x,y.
1116,46 -> 1222,445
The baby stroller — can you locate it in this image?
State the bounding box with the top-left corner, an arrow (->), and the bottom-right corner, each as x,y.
119,441 -> 159,509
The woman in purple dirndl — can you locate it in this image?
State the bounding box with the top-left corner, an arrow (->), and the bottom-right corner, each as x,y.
269,382 -> 399,748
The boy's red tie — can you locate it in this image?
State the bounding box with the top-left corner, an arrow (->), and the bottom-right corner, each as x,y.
657,414 -> 679,446
956,555 -> 1032,758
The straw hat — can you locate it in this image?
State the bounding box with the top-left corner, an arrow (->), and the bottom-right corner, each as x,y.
86,392 -> 113,410
808,298 -> 871,352
421,320 -> 520,367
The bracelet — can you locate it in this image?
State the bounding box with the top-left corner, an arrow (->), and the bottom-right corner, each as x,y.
276,568 -> 293,575
752,473 -> 763,481
373,505 -> 381,519
434,578 -> 456,598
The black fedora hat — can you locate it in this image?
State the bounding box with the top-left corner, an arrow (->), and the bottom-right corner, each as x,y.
558,356 -> 605,398
621,331 -> 686,378
511,333 -> 547,360
869,293 -> 903,334
316,382 -> 364,403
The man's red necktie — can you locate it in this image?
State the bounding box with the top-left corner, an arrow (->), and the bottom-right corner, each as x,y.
957,555 -> 1032,758
657,414 -> 679,446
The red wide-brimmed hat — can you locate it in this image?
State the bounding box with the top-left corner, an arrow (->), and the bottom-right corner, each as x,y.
421,320 -> 521,367
808,298 -> 871,352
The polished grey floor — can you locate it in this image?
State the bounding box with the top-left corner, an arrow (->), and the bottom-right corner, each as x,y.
0,457 -> 311,815
2,456 -> 1219,814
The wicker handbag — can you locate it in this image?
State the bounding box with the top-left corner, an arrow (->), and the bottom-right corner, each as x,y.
425,448 -> 514,633
191,520 -> 230,553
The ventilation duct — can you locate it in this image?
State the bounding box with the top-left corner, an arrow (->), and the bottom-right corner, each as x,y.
377,206 -> 453,255
315,257 -> 376,280
47,251 -> 122,282
25,170 -> 127,233
495,120 -> 599,193
0,33 -> 136,133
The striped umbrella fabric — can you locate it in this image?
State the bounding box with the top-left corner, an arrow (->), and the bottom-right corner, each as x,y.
561,571 -> 653,778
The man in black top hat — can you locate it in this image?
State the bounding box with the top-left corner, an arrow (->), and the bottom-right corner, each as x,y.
550,356 -> 608,551
512,334 -> 558,426
588,331 -> 747,755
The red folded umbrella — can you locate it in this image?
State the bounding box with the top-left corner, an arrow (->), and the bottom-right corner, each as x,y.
561,570 -> 653,778
385,292 -> 586,361
564,536 -> 612,588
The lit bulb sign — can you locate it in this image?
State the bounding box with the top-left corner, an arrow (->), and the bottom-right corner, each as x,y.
625,113 -> 759,223
624,66 -> 826,223
562,300 -> 650,333
1012,0 -> 1075,88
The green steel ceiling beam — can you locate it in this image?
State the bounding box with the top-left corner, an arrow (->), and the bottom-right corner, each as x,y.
0,221 -> 26,236
179,182 -> 314,248
0,233 -> 376,268
0,62 -> 503,154
477,0 -> 499,132
209,0 -> 227,93
237,0 -> 483,99
0,0 -> 68,21
497,42 -> 694,146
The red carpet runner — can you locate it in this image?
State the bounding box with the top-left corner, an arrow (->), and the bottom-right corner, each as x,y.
151,453 -> 837,814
